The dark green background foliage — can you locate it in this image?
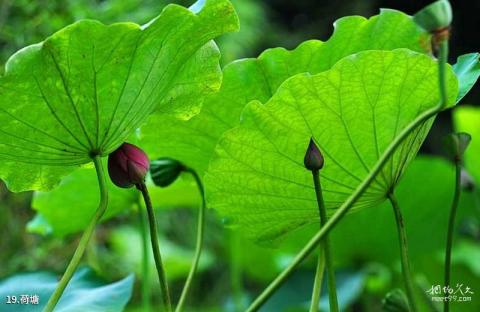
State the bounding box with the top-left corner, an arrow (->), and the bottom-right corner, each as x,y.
0,0 -> 479,311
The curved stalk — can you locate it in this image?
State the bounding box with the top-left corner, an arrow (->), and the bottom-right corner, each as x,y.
175,168 -> 206,312
437,40 -> 449,109
44,156 -> 109,312
229,230 -> 245,311
310,251 -> 325,312
138,202 -> 152,312
138,182 -> 172,312
444,159 -> 461,312
310,170 -> 338,312
245,30 -> 450,312
388,192 -> 418,311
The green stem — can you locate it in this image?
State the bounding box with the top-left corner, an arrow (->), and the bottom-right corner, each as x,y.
230,230 -> 245,311
245,28 -> 450,312
438,35 -> 455,312
175,168 -> 206,312
309,251 -> 325,312
444,159 -> 461,312
138,182 -> 172,312
43,156 -> 108,312
438,40 -> 449,109
86,229 -> 101,273
138,201 -> 152,312
388,192 -> 418,312
310,171 -> 338,312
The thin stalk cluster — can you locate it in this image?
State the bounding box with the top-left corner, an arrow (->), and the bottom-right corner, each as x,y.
310,170 -> 338,312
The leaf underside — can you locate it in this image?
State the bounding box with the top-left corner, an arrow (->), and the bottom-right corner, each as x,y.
0,0 -> 239,192
139,9 -> 431,175
205,49 -> 458,243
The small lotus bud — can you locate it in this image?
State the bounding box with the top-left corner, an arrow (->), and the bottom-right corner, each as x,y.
413,0 -> 452,33
150,157 -> 185,187
108,143 -> 150,188
443,132 -> 471,162
304,138 -> 324,171
382,289 -> 409,312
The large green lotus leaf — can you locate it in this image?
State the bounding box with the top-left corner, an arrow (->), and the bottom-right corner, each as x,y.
26,163 -> 137,237
0,0 -> 239,192
205,49 -> 458,243
139,9 -> 430,174
453,106 -> 480,183
0,267 -> 133,312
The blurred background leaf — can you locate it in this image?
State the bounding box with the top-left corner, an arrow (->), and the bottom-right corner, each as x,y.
0,267 -> 134,312
454,106 -> 480,184
107,225 -> 214,281
28,164 -> 137,237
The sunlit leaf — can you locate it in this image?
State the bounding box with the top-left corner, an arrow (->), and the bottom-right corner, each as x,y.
205,49 -> 458,242
0,267 -> 134,312
0,0 -> 239,192
139,9 -> 431,174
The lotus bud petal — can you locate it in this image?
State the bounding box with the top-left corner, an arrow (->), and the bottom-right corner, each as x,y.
150,158 -> 186,187
443,132 -> 471,161
304,138 -> 324,171
413,0 -> 452,33
108,143 -> 150,188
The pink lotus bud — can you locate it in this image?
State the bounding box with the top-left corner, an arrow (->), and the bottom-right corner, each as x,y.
108,143 -> 150,188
